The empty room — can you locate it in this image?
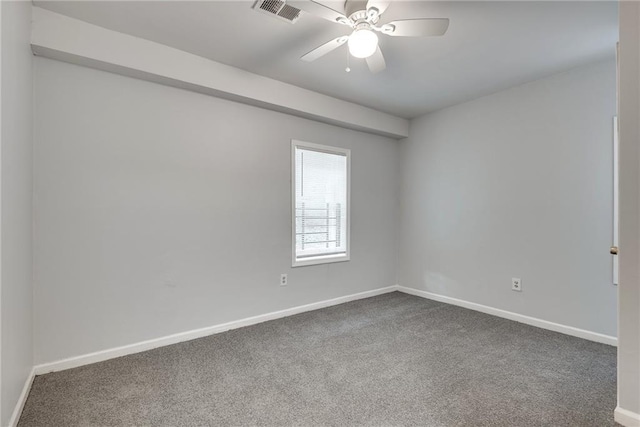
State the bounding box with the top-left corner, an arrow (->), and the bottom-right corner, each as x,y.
2,0 -> 640,426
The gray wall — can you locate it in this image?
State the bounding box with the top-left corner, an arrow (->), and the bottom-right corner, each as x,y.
618,1 -> 640,417
33,57 -> 400,365
1,1 -> 34,425
398,60 -> 617,337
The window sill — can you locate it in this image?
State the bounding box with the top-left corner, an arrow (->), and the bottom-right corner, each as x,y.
292,253 -> 350,268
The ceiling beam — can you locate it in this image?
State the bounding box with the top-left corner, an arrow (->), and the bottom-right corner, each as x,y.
31,7 -> 409,139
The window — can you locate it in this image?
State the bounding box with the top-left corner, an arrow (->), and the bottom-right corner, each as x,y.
292,140 -> 350,267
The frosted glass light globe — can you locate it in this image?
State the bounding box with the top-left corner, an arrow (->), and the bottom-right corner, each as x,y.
348,29 -> 378,59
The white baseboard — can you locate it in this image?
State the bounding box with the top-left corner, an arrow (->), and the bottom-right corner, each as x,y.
397,286 -> 617,346
615,406 -> 640,426
8,367 -> 36,427
34,286 -> 399,375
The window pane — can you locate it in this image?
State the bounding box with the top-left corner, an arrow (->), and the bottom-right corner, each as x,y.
294,145 -> 348,262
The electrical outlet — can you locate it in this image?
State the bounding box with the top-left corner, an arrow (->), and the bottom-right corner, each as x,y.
280,274 -> 288,286
512,277 -> 522,292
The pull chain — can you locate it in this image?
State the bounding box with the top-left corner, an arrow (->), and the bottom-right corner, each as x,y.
345,48 -> 351,73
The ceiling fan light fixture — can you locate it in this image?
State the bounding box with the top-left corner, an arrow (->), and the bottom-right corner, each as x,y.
348,28 -> 378,58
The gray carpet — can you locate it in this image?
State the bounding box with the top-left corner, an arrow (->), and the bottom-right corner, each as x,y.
19,292 -> 617,426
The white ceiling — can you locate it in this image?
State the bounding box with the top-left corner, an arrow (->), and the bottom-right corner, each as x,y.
34,1 -> 618,119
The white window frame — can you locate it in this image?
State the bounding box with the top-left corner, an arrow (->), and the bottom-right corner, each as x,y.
291,140 -> 351,267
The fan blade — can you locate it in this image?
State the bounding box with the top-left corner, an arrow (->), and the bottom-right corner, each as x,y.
366,46 -> 386,73
366,0 -> 391,16
382,18 -> 449,37
301,36 -> 349,62
288,0 -> 351,25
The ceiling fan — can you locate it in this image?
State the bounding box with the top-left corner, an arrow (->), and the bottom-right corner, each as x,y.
289,0 -> 450,73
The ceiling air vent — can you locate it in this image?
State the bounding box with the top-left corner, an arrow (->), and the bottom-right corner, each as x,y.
253,0 -> 302,24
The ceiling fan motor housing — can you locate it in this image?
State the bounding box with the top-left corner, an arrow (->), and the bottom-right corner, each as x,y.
344,0 -> 368,17
344,0 -> 379,24
353,21 -> 372,31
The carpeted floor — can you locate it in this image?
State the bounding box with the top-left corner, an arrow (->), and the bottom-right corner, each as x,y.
19,292 -> 617,426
